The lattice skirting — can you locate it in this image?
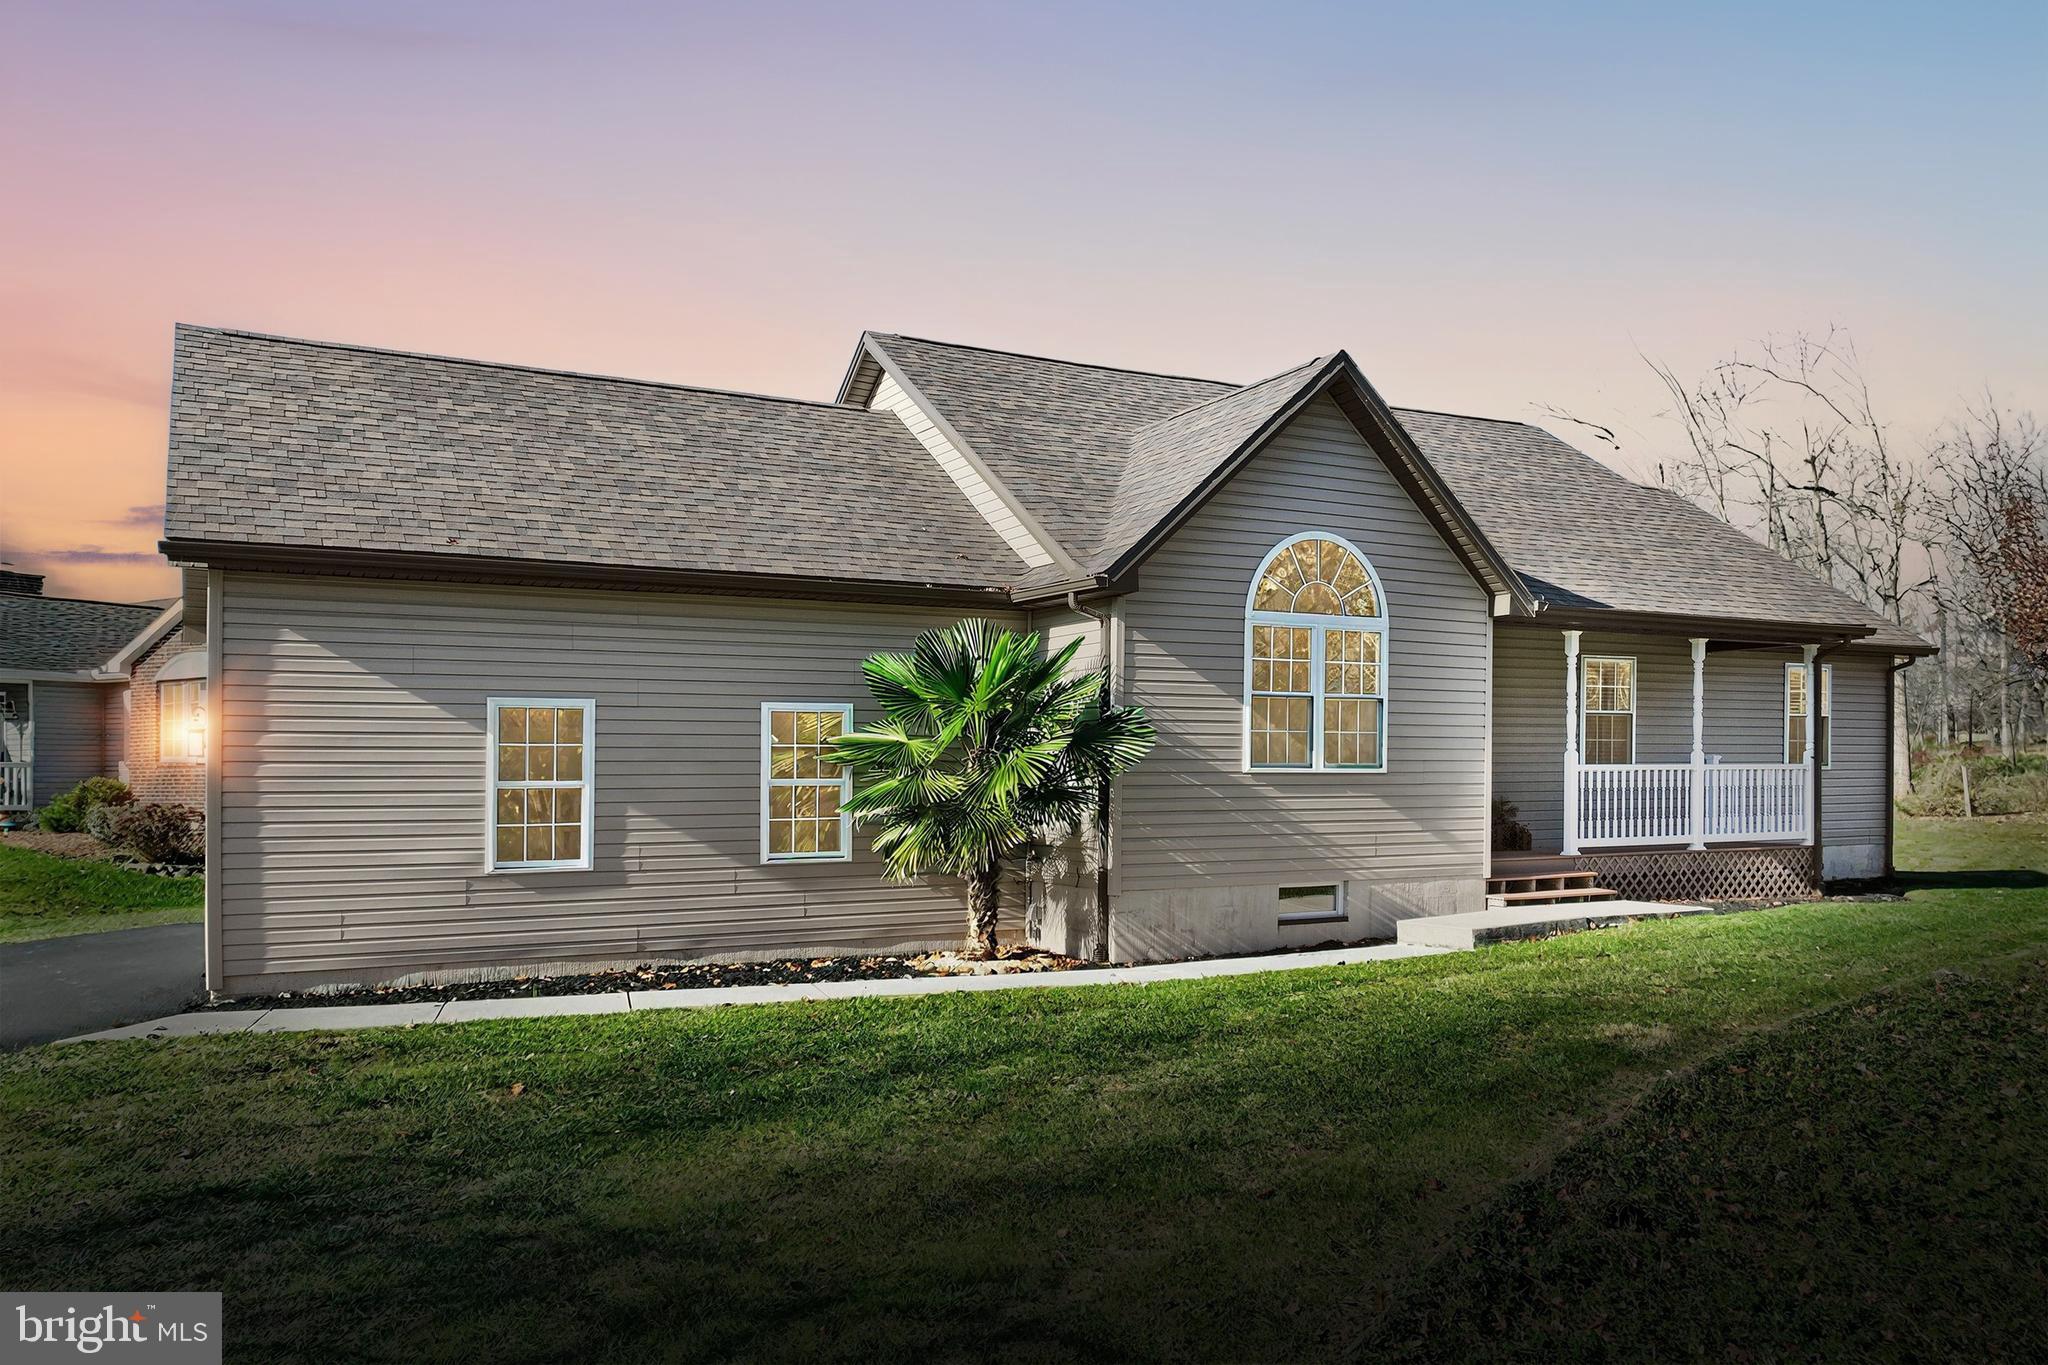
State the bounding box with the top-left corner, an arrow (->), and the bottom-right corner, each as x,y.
1575,845 -> 1819,902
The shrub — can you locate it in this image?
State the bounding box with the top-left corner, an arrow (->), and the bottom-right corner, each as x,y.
84,803 -> 126,843
107,803 -> 205,865
35,776 -> 133,833
1898,752 -> 2048,817
1492,797 -> 1533,851
36,795 -> 83,833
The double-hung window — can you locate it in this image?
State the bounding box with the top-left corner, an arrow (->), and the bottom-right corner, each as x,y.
1785,663 -> 1832,766
488,698 -> 595,871
1580,657 -> 1636,764
762,704 -> 853,862
1245,534 -> 1389,771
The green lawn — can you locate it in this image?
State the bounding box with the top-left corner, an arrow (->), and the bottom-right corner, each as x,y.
0,817 -> 2042,1362
0,843 -> 203,942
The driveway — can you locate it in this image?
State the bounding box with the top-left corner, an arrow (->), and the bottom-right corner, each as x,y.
0,923 -> 205,1049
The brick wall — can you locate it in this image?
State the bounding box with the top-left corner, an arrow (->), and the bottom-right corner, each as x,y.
123,626 -> 206,806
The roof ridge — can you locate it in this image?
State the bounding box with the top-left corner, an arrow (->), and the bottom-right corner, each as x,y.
0,590 -> 159,611
1141,355 -> 1332,428
175,325 -> 882,415
874,332 -> 1240,390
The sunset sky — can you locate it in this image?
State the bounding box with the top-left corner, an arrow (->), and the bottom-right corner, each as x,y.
4,0 -> 2043,604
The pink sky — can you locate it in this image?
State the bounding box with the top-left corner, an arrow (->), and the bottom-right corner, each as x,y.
4,0 -> 2042,603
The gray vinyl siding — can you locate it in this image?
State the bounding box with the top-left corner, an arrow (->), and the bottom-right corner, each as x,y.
1116,394 -> 1492,892
1820,653 -> 1890,851
28,680 -> 113,807
1492,627 -> 1892,855
214,572 -> 1024,991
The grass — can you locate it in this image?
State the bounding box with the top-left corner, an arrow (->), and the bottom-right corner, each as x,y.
0,816 -> 2042,1361
0,842 -> 203,942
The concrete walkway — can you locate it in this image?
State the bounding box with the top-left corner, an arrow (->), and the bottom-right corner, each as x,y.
2,922 -> 205,1049
64,941 -> 1448,1042
59,899 -> 1714,1045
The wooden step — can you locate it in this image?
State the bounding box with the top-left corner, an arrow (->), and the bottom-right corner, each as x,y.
1486,870 -> 1601,894
1491,886 -> 1621,905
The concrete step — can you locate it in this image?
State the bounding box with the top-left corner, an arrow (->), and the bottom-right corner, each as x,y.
1398,900 -> 1709,951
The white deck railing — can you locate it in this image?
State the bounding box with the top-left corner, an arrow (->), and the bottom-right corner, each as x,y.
1573,761 -> 1808,849
1703,762 -> 1810,842
1576,763 -> 1693,846
0,762 -> 30,812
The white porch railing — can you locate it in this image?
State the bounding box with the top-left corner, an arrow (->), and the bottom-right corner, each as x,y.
0,762 -> 30,812
1703,762 -> 1810,842
1573,760 -> 1809,848
1576,763 -> 1694,846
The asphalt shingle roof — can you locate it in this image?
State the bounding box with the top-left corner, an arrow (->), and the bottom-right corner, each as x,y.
164,327 -> 1022,591
872,335 -> 1925,649
0,593 -> 161,673
161,325 -> 1929,650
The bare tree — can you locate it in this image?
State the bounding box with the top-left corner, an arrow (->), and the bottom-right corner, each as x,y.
1928,400 -> 2048,759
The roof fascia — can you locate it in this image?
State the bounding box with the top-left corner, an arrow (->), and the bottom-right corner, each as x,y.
96,600 -> 184,678
833,331 -> 886,408
1501,608 -> 1886,648
852,335 -> 1091,580
1103,355 -> 1538,615
160,539 -> 1017,610
0,668 -> 109,684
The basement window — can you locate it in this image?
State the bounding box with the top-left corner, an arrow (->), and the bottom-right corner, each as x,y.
1277,884 -> 1346,925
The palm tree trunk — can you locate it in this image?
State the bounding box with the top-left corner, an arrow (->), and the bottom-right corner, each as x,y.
967,859 -> 1001,958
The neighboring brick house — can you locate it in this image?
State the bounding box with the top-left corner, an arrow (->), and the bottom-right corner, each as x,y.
0,577 -> 206,820
115,621 -> 208,805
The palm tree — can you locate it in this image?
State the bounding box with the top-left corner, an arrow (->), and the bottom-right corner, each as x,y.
830,619 -> 1156,958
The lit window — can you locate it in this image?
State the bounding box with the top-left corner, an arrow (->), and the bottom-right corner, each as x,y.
1245,535 -> 1387,771
159,679 -> 207,764
1785,664 -> 1832,767
762,704 -> 853,862
1581,657 -> 1635,764
488,699 -> 594,871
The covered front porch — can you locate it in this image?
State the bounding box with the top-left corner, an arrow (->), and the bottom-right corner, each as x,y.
1,681 -> 32,815
1561,631 -> 1819,854
1490,619 -> 1872,893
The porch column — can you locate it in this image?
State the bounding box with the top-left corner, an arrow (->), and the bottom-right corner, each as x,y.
1561,629 -> 1582,855
1800,643 -> 1819,846
1688,637 -> 1708,850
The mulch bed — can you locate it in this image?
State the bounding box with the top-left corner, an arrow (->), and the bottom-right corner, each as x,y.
0,830 -> 119,860
200,932 -> 1401,1012
199,945 -> 1094,1011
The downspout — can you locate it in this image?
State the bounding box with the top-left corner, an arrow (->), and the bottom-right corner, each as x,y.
1885,654 -> 1915,881
1069,591 -> 1115,963
1809,639 -> 1853,893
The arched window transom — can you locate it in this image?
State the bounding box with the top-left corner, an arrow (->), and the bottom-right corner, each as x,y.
1244,534 -> 1388,771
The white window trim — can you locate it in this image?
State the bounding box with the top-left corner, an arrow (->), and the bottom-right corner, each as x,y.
1241,531 -> 1391,774
1276,882 -> 1347,925
486,696 -> 596,874
1579,655 -> 1638,767
158,678 -> 207,767
1784,662 -> 1833,769
760,702 -> 856,864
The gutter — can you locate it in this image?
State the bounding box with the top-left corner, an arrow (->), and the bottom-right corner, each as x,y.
1069,590 -> 1116,963
1884,653 -> 1917,879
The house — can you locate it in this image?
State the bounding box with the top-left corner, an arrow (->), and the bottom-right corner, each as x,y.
0,573 -> 208,822
158,326 -> 1930,995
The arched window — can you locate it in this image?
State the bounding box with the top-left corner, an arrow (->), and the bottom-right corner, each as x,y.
1244,533 -> 1388,771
